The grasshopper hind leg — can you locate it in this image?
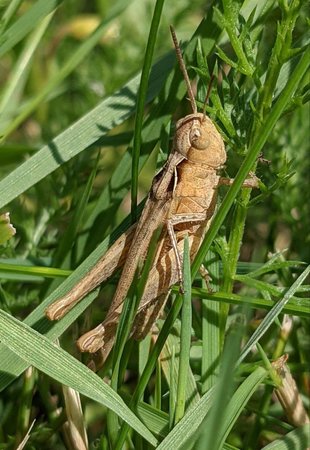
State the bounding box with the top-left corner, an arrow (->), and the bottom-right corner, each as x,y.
131,293 -> 170,341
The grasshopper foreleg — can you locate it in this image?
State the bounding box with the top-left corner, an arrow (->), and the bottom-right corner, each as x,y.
219,172 -> 260,188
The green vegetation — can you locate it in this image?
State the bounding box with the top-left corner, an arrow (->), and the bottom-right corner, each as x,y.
0,1 -> 309,449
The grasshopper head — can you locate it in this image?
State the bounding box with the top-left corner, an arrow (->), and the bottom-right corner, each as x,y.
174,112 -> 226,169
170,27 -> 226,169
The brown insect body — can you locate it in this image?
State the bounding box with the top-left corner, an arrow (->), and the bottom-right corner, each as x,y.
74,113 -> 226,357
45,30 -> 258,365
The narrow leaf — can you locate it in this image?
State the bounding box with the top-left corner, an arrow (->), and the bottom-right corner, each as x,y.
0,310 -> 157,446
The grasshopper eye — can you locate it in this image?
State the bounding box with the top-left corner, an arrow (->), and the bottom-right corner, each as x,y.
189,126 -> 210,150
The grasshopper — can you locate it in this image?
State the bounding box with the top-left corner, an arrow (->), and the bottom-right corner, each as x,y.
46,27 -> 258,364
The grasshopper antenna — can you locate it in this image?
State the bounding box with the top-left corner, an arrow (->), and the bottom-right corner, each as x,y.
203,74 -> 215,119
170,25 -> 197,114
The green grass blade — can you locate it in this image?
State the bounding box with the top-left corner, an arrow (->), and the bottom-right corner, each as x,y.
107,225 -> 164,444
237,265 -> 310,365
52,153 -> 99,267
201,251 -> 221,393
160,328 -> 200,413
0,0 -> 23,32
156,388 -> 215,449
0,262 -> 71,279
190,288 -> 310,318
115,294 -> 185,450
0,310 -> 157,446
244,260 -> 305,279
0,11 -> 54,120
0,0 -> 60,58
0,215 -> 133,392
233,274 -> 303,298
193,312 -> 246,450
174,235 -> 192,424
0,0 -> 130,139
262,424 -> 310,450
196,367 -> 267,450
0,52 -> 172,209
131,0 -> 165,221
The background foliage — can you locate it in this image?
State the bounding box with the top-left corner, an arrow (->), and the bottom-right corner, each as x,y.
0,0 -> 309,449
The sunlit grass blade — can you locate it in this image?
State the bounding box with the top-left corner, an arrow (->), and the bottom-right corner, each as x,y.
115,294 -> 184,450
195,367 -> 267,450
191,313 -> 246,450
156,388 -> 215,449
0,262 -> 71,280
0,50 -> 174,210
0,213 -> 135,392
0,0 -> 23,33
0,0 -> 60,58
190,288 -> 310,318
237,265 -> 310,365
201,251 -> 221,393
0,12 -> 54,122
0,309 -> 157,446
131,0 -> 165,220
107,225 -> 163,445
174,235 -> 192,424
160,327 -> 200,413
262,424 -> 310,450
52,153 -> 99,267
0,0 -> 131,139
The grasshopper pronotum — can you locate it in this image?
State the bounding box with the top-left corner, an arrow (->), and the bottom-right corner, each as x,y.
46,27 -> 258,364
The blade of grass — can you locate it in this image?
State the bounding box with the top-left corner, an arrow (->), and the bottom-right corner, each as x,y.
52,152 -> 99,267
0,212 -> 135,392
0,262 -> 71,279
160,326 -> 200,413
155,360 -> 162,410
115,294 -> 186,450
262,424 -> 310,450
201,251 -> 221,393
244,260 -> 305,279
190,288 -> 310,318
193,312 -> 246,450
0,11 -> 54,120
0,0 -> 131,139
107,225 -> 163,445
131,0 -> 165,221
237,265 -> 310,365
0,0 -> 24,33
0,0 -> 60,58
174,235 -> 192,424
156,388 -> 215,450
0,309 -> 157,446
169,345 -> 176,429
0,50 -> 174,210
195,367 -> 267,450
